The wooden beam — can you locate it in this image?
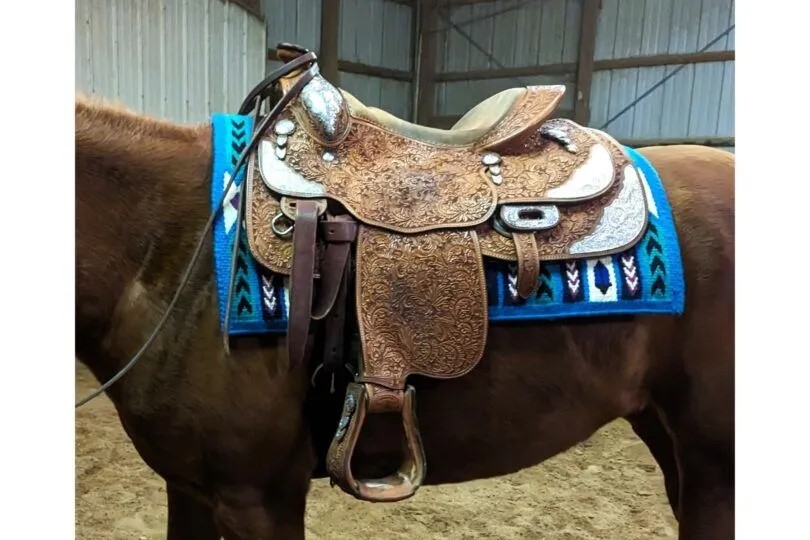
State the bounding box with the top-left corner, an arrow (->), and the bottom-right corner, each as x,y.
415,3 -> 440,124
268,49 -> 414,82
319,0 -> 341,85
620,136 -> 735,148
594,50 -> 735,71
435,62 -> 576,82
574,0 -> 600,125
338,60 -> 413,82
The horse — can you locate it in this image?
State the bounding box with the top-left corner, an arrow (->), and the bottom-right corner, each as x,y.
75,95 -> 733,539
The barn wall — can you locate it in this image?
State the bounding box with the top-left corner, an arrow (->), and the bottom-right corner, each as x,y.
435,0 -> 579,119
263,0 -> 414,119
590,0 -> 734,142
76,0 -> 267,123
427,0 -> 733,147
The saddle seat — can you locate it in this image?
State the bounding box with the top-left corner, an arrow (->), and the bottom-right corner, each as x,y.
342,86 -> 564,148
240,44 -> 650,503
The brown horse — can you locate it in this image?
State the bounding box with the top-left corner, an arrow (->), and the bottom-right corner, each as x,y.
76,97 -> 733,540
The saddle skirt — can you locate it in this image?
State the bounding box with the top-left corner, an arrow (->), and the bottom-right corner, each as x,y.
211,45 -> 684,503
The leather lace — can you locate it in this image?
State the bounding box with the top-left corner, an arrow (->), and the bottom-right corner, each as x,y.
76,55 -> 318,408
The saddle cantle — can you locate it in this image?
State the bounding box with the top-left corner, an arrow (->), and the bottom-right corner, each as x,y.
239,44 -> 648,502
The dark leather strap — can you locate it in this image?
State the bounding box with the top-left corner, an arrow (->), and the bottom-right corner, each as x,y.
312,218 -> 357,320
288,201 -> 319,371
513,232 -> 540,300
321,258 -> 351,375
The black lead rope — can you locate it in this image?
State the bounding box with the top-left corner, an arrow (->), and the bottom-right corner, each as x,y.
76,61 -> 318,409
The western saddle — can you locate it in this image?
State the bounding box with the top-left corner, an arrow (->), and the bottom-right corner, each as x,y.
233,44 -> 648,502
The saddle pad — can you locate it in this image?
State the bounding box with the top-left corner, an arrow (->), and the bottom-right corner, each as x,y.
210,114 -> 685,336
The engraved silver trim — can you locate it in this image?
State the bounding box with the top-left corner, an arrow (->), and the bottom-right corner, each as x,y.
568,164 -> 647,255
258,139 -> 326,198
300,74 -> 350,144
276,134 -> 288,147
490,174 -> 503,185
499,204 -> 560,231
489,164 -> 501,176
546,143 -> 613,200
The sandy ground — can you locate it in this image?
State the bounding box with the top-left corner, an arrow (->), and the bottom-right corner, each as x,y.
76,363 -> 678,539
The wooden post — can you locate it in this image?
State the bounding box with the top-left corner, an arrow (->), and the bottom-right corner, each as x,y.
319,0 -> 341,85
574,0 -> 600,125
415,1 -> 439,125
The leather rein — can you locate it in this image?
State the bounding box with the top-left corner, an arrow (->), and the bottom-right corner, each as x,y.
76,51 -> 318,408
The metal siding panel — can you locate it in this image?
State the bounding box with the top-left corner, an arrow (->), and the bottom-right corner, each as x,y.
668,0 -> 702,54
340,0 -> 359,62
379,1 -> 412,71
538,0 -> 567,65
247,9 -> 267,92
225,3 -> 246,116
613,0 -> 644,59
630,65 -> 666,139
163,0 -> 184,121
297,0 -> 322,52
699,0 -> 734,51
89,0 -> 115,99
467,3 -> 496,70
186,0 -> 208,120
659,63 -> 695,138
113,1 -> 137,109
380,79 -> 411,119
717,60 -> 734,136
595,0 -> 619,61
589,70 -> 612,128
512,1 -> 542,68
688,61 -> 725,137
640,0 -> 672,56
362,0 -> 384,67
208,0 -> 226,114
491,4 -> 518,69
606,67 -> 637,139
76,0 -> 93,94
143,0 -> 166,117
562,0 -> 582,64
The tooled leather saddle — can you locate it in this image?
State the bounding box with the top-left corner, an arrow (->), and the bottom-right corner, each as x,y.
233,44 -> 648,502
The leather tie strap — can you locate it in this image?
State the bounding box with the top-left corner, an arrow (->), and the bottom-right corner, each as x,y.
513,232 -> 540,300
288,200 -> 319,371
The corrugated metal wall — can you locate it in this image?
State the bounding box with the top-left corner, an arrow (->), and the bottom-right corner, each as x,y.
430,0 -> 733,147
263,0 -> 414,119
590,0 -> 734,142
435,0 -> 580,117
75,0 -> 266,123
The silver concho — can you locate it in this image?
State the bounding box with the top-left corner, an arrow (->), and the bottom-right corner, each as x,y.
299,74 -> 350,145
539,123 -> 577,153
481,152 -> 503,185
481,152 -> 502,166
322,151 -> 336,163
274,118 -> 296,136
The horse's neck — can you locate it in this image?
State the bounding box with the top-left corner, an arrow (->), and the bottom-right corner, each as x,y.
75,101 -> 213,379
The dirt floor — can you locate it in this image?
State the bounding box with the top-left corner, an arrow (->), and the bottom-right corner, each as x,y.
76,363 -> 678,539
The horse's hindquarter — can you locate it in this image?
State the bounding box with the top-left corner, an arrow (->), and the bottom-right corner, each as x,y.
349,145 -> 735,485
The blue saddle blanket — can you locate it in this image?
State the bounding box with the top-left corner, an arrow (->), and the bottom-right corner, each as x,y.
211,114 -> 685,335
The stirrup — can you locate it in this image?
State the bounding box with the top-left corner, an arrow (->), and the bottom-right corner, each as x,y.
326,382 -> 426,502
